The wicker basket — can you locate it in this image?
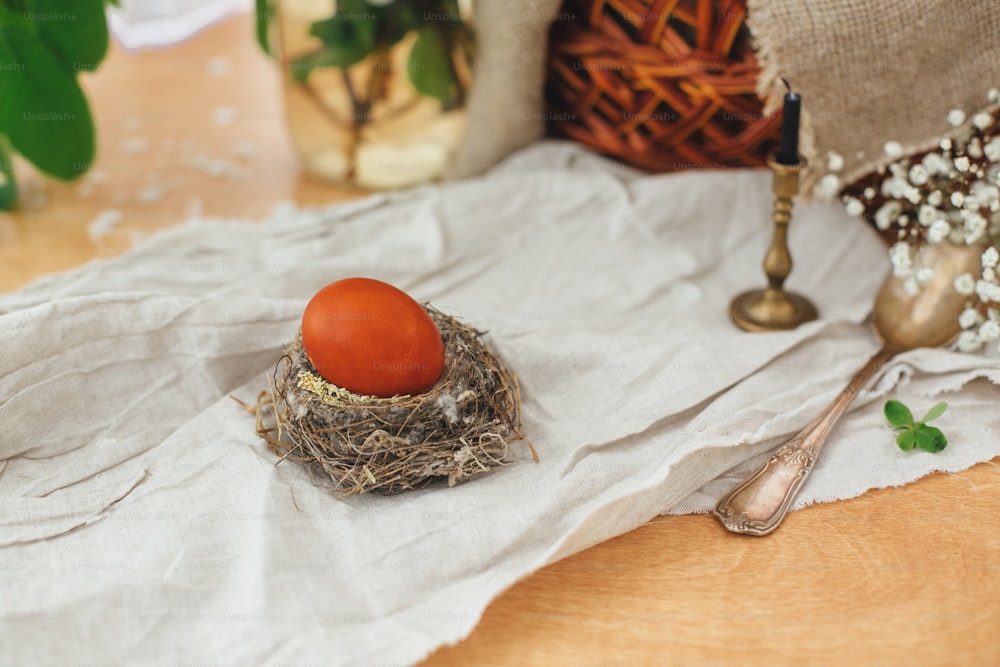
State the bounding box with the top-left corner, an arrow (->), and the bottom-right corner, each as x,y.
546,0 -> 780,171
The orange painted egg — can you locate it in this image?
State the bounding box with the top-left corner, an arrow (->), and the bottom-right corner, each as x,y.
301,277 -> 445,397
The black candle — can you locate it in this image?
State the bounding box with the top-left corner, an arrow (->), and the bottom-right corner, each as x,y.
777,87 -> 801,165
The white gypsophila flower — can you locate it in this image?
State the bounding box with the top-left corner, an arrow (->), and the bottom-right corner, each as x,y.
922,152 -> 951,176
864,186 -> 876,200
990,88 -> 1000,103
947,109 -> 967,127
976,278 -> 1000,302
983,246 -> 1000,268
815,173 -> 840,200
985,137 -> 1000,163
972,181 -> 1000,208
976,181 -> 999,203
826,152 -> 844,172
884,141 -> 904,158
927,189 -> 944,206
965,212 -> 987,243
889,162 -> 907,178
985,267 -> 997,282
941,138 -> 953,151
979,319 -> 1000,342
989,307 -> 1000,322
844,197 -> 864,217
964,193 -> 982,211
959,307 -> 982,329
908,163 -> 929,186
918,204 -> 938,226
973,112 -> 994,131
882,176 -> 906,198
954,156 -> 971,173
903,276 -> 920,295
889,241 -> 913,277
897,215 -> 910,227
927,219 -> 951,243
955,272 -> 976,295
968,140 -> 984,159
956,330 -> 983,352
916,266 -> 935,284
884,176 -> 921,203
951,191 -> 966,207
875,201 -> 902,230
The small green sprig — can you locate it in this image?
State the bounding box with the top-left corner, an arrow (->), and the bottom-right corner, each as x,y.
884,400 -> 949,453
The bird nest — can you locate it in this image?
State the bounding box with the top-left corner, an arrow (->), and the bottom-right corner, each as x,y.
252,307 -> 535,496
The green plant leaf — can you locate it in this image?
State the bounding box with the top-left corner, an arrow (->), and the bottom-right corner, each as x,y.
0,24 -> 94,180
0,4 -> 31,29
896,429 -> 917,451
290,47 -> 366,83
310,7 -> 377,57
920,401 -> 948,424
884,400 -> 914,428
407,27 -> 454,102
381,2 -> 424,44
299,10 -> 377,79
0,135 -> 17,210
254,0 -> 272,55
23,0 -> 108,72
914,425 -> 948,453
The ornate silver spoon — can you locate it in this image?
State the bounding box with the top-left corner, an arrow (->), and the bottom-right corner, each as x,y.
715,241 -> 983,535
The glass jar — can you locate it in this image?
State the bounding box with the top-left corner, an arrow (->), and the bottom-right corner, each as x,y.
274,0 -> 474,190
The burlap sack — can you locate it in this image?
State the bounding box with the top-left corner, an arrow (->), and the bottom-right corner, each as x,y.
747,0 -> 1000,194
444,0 -> 563,178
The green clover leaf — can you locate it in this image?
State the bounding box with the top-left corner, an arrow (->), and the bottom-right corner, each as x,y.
885,400 -> 949,454
921,401 -> 948,424
884,400 -> 914,428
895,430 -> 917,451
914,425 -> 948,453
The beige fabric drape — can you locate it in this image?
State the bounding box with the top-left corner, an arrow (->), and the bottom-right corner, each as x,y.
445,0 -> 564,178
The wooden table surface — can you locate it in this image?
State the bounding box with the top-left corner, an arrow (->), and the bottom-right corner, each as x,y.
2,14 -> 998,667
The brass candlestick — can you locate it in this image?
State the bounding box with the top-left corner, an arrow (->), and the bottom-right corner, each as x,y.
730,154 -> 818,331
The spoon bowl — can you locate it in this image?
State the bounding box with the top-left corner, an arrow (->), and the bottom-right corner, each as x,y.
873,241 -> 983,350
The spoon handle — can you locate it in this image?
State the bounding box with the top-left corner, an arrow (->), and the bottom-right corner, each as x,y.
714,345 -> 897,536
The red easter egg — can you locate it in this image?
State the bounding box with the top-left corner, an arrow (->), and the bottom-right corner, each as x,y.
301,277 -> 445,397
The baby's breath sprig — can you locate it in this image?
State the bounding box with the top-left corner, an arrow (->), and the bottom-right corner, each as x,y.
832,88 -> 1000,354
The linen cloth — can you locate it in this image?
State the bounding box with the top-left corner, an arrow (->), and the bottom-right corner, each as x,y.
2,143 -> 999,666
444,0 -> 564,179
